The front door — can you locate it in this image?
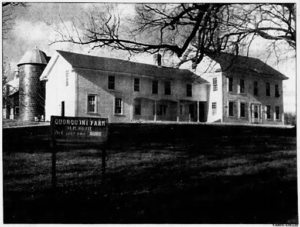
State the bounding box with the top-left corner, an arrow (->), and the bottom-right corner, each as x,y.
189,103 -> 195,120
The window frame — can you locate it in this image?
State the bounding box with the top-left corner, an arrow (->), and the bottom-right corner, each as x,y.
228,101 -> 234,117
157,104 -> 167,115
254,105 -> 259,119
108,75 -> 115,90
254,81 -> 258,96
266,105 -> 271,119
212,102 -> 217,115
66,70 -> 69,86
266,82 -> 270,96
275,106 -> 280,120
134,78 -> 140,92
186,84 -> 192,97
114,97 -> 123,115
164,81 -> 171,95
134,99 -> 141,115
240,102 -> 246,118
152,80 -> 158,94
228,77 -> 233,92
239,79 -> 245,94
87,94 -> 97,113
213,78 -> 218,91
275,84 -> 280,97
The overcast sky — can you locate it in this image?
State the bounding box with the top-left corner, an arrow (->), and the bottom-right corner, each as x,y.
2,3 -> 296,113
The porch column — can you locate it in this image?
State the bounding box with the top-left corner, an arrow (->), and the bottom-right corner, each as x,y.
260,105 -> 263,124
196,101 -> 199,122
154,100 -> 157,122
177,101 -> 180,122
249,103 -> 252,123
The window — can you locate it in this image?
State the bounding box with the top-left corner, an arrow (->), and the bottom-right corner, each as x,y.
240,103 -> 246,118
275,106 -> 280,120
213,78 -> 217,91
266,82 -> 270,96
228,77 -> 233,92
157,105 -> 167,115
228,101 -> 234,116
212,102 -> 217,115
266,105 -> 271,119
115,98 -> 123,114
108,76 -> 115,90
152,80 -> 158,94
134,78 -> 140,92
186,84 -> 192,97
275,84 -> 280,97
254,105 -> 259,119
165,81 -> 171,95
87,95 -> 96,113
240,79 -> 245,93
254,81 -> 258,96
66,70 -> 69,86
134,100 -> 141,115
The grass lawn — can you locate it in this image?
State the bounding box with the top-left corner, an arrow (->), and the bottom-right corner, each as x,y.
3,130 -> 298,224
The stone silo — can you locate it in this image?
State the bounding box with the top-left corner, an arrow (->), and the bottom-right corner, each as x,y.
17,48 -> 48,121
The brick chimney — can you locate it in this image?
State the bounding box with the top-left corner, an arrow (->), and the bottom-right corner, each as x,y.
154,53 -> 162,67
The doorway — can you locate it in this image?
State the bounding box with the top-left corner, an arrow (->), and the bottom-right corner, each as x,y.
199,102 -> 206,122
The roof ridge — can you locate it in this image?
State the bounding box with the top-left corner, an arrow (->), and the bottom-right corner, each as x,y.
56,50 -> 191,72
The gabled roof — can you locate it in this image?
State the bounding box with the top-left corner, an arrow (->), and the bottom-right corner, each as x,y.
6,78 -> 19,96
53,50 -> 208,84
206,52 -> 288,80
17,47 -> 48,66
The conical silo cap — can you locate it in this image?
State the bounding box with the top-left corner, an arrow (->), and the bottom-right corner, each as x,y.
17,47 -> 48,66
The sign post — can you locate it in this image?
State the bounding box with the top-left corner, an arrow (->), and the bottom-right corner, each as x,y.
50,116 -> 109,191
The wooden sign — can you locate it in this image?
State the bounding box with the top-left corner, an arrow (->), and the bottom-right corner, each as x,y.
50,116 -> 109,192
51,116 -> 108,144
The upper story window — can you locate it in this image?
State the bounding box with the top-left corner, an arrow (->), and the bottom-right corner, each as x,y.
254,81 -> 258,96
115,97 -> 123,114
266,82 -> 270,96
108,76 -> 115,90
165,81 -> 171,95
212,102 -> 217,115
213,78 -> 217,91
275,84 -> 280,97
266,105 -> 271,119
228,101 -> 234,117
134,78 -> 140,92
240,79 -> 245,93
66,70 -> 69,86
186,84 -> 192,97
228,77 -> 233,92
87,95 -> 96,113
152,80 -> 158,94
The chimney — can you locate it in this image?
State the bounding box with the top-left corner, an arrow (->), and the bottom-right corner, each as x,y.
154,53 -> 162,67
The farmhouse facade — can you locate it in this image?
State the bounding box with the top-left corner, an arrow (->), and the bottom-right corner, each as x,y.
40,50 -> 209,123
202,53 -> 288,125
3,48 -> 288,125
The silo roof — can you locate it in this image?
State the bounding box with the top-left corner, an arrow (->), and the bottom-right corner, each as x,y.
17,47 -> 48,66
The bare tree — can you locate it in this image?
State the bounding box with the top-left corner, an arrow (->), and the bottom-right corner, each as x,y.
2,2 -> 27,39
50,3 -> 295,69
